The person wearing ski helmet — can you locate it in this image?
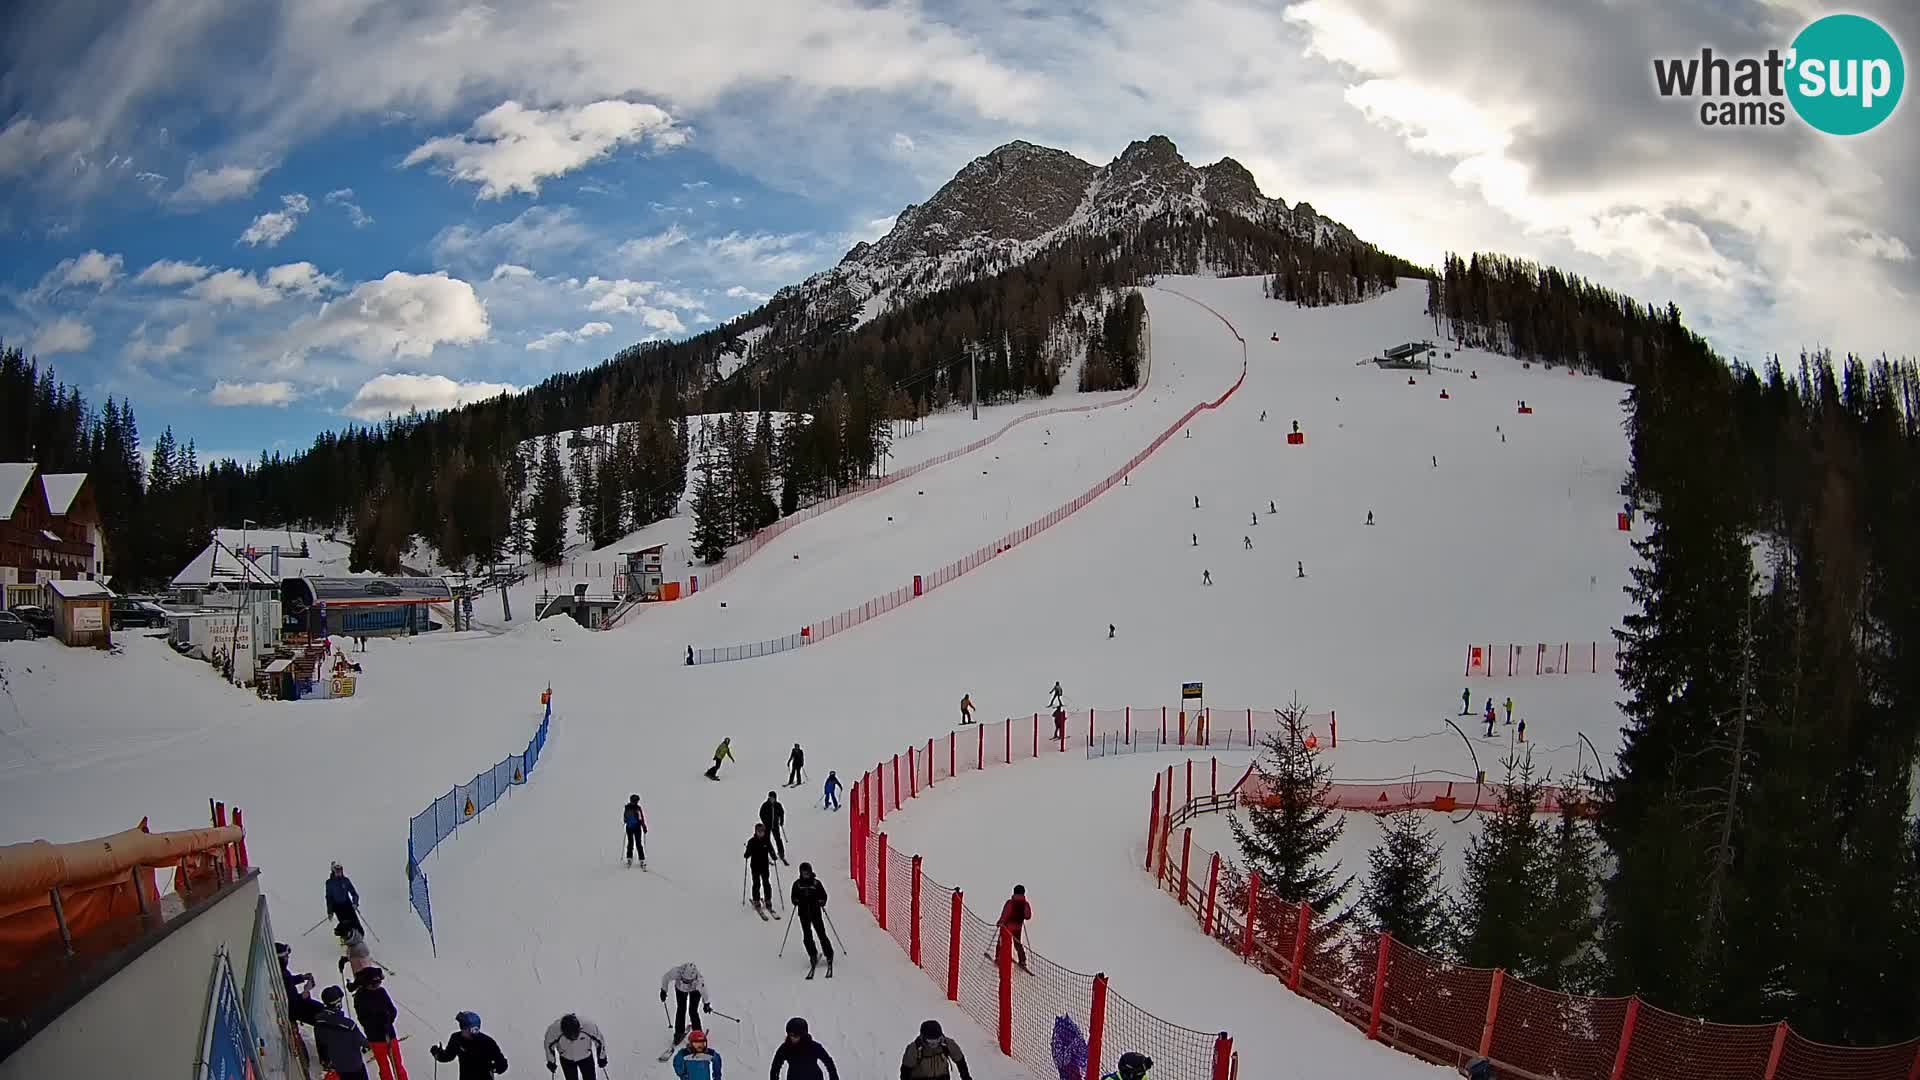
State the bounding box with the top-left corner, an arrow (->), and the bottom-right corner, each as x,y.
623,795 -> 647,865
352,967 -> 408,1080
789,862 -> 834,978
313,985 -> 372,1080
659,962 -> 711,1046
1101,1052 -> 1152,1080
745,824 -> 775,909
325,861 -> 362,934
770,1017 -> 839,1080
901,1020 -> 972,1080
431,1012 -> 509,1079
671,1029 -> 722,1080
543,1012 -> 608,1080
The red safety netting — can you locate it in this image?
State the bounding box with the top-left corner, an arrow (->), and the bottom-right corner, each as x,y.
1148,775 -> 1920,1080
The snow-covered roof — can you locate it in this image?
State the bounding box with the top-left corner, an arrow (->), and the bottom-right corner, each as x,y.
170,541 -> 279,589
39,473 -> 86,514
0,462 -> 35,519
45,578 -> 112,600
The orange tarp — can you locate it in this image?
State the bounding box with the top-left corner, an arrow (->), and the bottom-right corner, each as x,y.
0,825 -> 242,915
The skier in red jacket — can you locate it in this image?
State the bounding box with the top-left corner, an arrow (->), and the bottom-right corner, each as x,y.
997,885 -> 1032,971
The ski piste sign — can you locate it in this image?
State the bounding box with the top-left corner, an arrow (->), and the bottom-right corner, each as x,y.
1181,681 -> 1203,700
1651,13 -> 1905,134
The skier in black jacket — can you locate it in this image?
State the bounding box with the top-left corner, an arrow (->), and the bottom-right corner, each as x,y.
759,792 -> 788,864
432,1011 -> 509,1079
745,824 -> 775,910
313,986 -> 372,1080
786,744 -> 805,786
790,862 -> 834,978
352,967 -> 407,1080
770,1017 -> 839,1080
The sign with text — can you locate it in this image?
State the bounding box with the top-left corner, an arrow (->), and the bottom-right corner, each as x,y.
1181,681 -> 1203,700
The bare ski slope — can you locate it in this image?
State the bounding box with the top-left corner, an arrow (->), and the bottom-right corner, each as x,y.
0,274 -> 1637,1079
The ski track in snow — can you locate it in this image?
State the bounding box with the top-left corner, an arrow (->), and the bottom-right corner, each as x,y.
0,275 -> 1635,1079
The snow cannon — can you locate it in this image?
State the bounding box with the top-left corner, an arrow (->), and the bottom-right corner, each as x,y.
1439,389 -> 1451,400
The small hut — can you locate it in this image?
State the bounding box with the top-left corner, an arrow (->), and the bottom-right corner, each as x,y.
45,578 -> 113,648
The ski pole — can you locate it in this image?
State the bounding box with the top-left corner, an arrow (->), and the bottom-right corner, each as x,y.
661,999 -> 672,1030
823,910 -> 849,954
356,905 -> 378,942
778,912 -> 795,957
740,862 -> 748,907
303,913 -> 332,936
772,862 -> 784,911
707,1009 -> 742,1024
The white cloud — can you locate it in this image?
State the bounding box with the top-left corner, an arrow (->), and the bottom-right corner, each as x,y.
860,215 -> 898,242
579,276 -> 695,334
127,321 -> 195,360
134,259 -> 212,286
0,116 -> 91,177
490,263 -> 536,281
682,180 -> 710,190
726,285 -> 772,304
343,373 -> 519,420
173,165 -> 267,206
209,380 -> 298,407
189,268 -> 285,307
239,192 -> 311,247
324,187 -> 373,228
526,320 -> 614,351
264,261 -> 340,298
891,133 -> 917,153
1850,231 -> 1914,262
30,317 -> 94,355
431,205 -> 591,270
617,223 -> 690,262
403,99 -> 687,199
291,271 -> 491,361
36,249 -> 124,294
704,230 -> 824,279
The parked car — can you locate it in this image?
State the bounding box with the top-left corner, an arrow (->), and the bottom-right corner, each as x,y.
110,598 -> 168,630
0,611 -> 36,641
8,606 -> 52,637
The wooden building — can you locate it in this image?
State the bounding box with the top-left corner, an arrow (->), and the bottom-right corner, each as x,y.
0,463 -> 104,609
44,577 -> 113,648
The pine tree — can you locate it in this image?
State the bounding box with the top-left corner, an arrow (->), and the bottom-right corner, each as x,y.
1228,700 -> 1352,913
530,435 -> 570,564
1454,755 -> 1550,975
571,436 -> 599,546
688,456 -> 731,564
1536,802 -> 1601,992
1360,808 -> 1451,951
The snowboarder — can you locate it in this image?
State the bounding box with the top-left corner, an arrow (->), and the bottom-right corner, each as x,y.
1191,533 -> 1197,547
822,771 -> 842,811
1268,500 -> 1275,514
771,1018 -> 839,1080
1048,682 -> 1064,709
1503,697 -> 1514,725
1366,510 -> 1374,525
761,792 -> 789,864
672,1030 -> 721,1080
1107,624 -> 1115,639
660,963 -> 711,1047
625,795 -> 648,866
336,923 -> 376,980
1296,561 -> 1305,578
746,824 -> 776,911
1461,688 -> 1471,715
902,1020 -> 973,1080
543,1013 -> 609,1080
1103,1051 -> 1153,1080
1243,536 -> 1252,550
1202,569 -> 1211,586
790,862 -> 834,979
1052,706 -> 1068,743
997,885 -> 1033,970
352,967 -> 406,1080
787,744 -> 805,786
313,986 -> 372,1080
705,738 -> 734,780
432,1012 -> 509,1080
959,694 -> 974,725
325,862 -> 362,935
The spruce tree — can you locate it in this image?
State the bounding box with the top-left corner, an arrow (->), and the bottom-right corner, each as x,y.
1536,802 -> 1601,992
1454,755 -> 1550,975
529,435 -> 570,564
1228,700 -> 1352,913
688,457 -> 731,564
1360,808 -> 1450,951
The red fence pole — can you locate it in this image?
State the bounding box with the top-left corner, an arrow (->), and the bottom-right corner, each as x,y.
1478,969 -> 1504,1056
1288,902 -> 1311,990
977,723 -> 984,770
1211,1034 -> 1234,1080
875,763 -> 886,823
1179,828 -> 1193,907
1762,1022 -> 1788,1080
1367,933 -> 1391,1040
1609,997 -> 1640,1080
1087,973 -> 1109,1079
877,833 -> 890,931
852,782 -> 864,905
232,808 -> 249,870
893,754 -> 902,810
1205,849 -> 1221,933
1161,708 -> 1167,745
910,855 -> 924,967
1146,778 -> 1161,871
1330,710 -> 1337,748
1086,707 -> 1093,748
949,731 -> 956,778
1186,758 -> 1193,806
1212,757 -> 1218,800
1005,719 -> 1011,764
1032,713 -> 1039,758
1241,872 -> 1261,958
909,746 -> 918,798
997,926 -> 1014,1056
1124,707 -> 1131,745
927,739 -> 935,786
947,889 -> 964,1001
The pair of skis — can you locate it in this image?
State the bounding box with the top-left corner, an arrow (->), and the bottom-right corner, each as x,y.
751,898 -> 782,921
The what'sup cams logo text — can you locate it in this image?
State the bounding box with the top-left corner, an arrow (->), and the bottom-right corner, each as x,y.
1654,13 -> 1904,134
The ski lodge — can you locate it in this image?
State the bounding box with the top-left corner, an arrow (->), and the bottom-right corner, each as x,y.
0,463 -> 106,610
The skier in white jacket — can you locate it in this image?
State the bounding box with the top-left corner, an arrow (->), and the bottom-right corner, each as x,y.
659,962 -> 712,1046
543,1013 -> 608,1080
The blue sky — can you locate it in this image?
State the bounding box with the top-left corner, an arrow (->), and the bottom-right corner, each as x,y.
2,0 -> 1913,463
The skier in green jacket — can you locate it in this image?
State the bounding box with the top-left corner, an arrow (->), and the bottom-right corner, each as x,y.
704,738 -> 735,780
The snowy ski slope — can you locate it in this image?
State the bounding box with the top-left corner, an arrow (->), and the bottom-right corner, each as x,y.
0,274 -> 1638,1079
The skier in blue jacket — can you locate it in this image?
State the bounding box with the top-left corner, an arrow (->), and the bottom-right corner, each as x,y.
325,862 -> 362,934
673,1030 -> 722,1080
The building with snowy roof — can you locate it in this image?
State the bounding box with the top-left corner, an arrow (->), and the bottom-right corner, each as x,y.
0,463 -> 104,609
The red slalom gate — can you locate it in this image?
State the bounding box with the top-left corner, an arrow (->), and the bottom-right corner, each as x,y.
1147,768 -> 1920,1079
849,719 -> 1236,1080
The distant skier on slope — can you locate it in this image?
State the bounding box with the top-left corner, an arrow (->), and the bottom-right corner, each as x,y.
544,1012 -> 609,1080
1049,682 -> 1064,709
790,862 -> 835,979
1053,706 -> 1068,743
705,738 -> 734,780
625,795 -> 648,867
1269,500 -> 1276,514
1243,536 -> 1252,550
1202,570 -> 1212,586
1250,512 -> 1257,526
823,771 -> 842,811
960,694 -> 975,725
1503,697 -> 1514,725
787,744 -> 805,787
659,963 -> 712,1048
746,824 -> 777,912
771,1018 -> 839,1080
760,792 -> 789,864
997,885 -> 1033,971
1461,688 -> 1472,715
325,862 -> 362,935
